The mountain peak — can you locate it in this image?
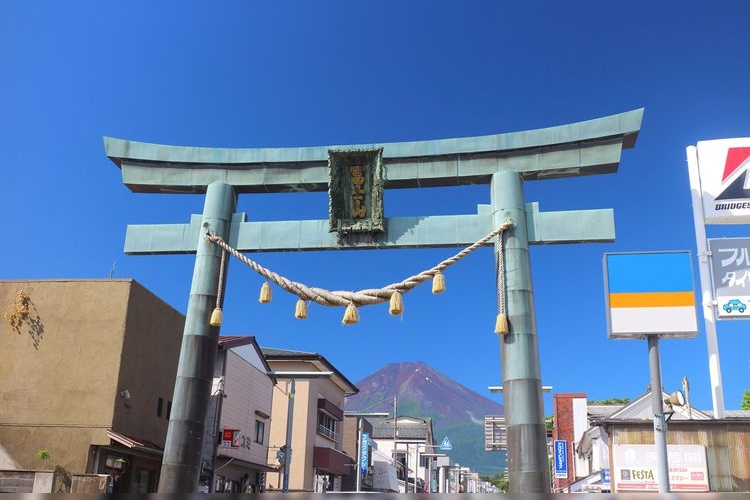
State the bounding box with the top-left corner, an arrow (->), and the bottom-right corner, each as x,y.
345,362 -> 505,474
346,361 -> 503,427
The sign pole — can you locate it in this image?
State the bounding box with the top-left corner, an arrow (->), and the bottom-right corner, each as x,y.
355,417 -> 362,492
647,335 -> 670,493
686,145 -> 725,418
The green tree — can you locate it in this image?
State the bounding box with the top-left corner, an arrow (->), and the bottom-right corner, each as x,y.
741,389 -> 750,410
480,472 -> 508,492
588,397 -> 631,405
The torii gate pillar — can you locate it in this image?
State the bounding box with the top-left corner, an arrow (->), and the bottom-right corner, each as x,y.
159,182 -> 236,492
492,171 -> 548,491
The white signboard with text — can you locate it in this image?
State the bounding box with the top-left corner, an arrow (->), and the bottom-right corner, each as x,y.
709,237 -> 750,319
696,138 -> 750,224
613,444 -> 709,492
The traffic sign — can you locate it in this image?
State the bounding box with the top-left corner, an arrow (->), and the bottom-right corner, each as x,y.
439,436 -> 452,451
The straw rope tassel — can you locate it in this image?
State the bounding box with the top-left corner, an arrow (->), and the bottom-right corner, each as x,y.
203,220 -> 515,325
342,302 -> 359,325
495,231 -> 509,335
389,290 -> 403,316
259,281 -> 272,303
210,248 -> 227,327
432,272 -> 445,294
295,298 -> 308,319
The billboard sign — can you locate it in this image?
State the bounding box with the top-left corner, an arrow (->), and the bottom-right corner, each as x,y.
604,251 -> 698,339
553,440 -> 568,479
709,237 -> 750,319
695,138 -> 750,224
613,444 -> 709,492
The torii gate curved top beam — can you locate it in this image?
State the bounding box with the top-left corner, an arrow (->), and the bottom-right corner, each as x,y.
105,108 -> 642,194
107,109 -> 644,494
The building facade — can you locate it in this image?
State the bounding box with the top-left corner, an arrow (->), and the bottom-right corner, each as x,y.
368,415 -> 435,492
199,336 -> 275,492
551,392 -> 588,492
261,348 -> 358,492
0,279 -> 184,492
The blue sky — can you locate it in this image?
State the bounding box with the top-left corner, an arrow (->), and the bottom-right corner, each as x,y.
2,1 -> 749,415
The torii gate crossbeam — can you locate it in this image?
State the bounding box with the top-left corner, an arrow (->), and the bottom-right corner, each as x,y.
105,109 -> 642,493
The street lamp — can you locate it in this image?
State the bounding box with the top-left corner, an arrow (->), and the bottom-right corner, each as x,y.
344,411 -> 389,492
488,385 -> 553,394
269,371 -> 333,493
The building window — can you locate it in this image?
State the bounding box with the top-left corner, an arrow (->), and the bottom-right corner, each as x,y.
157,397 -> 164,417
317,412 -> 337,441
167,401 -> 172,419
396,452 -> 407,480
254,420 -> 265,444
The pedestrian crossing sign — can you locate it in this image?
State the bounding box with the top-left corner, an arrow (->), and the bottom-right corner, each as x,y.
440,436 -> 452,451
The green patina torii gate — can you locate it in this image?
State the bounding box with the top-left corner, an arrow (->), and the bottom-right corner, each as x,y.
105,109 -> 642,493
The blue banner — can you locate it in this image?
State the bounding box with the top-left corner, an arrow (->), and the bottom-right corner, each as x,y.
553,440 -> 568,478
360,432 -> 369,475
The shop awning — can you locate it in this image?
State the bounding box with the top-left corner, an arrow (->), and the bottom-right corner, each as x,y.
106,430 -> 164,456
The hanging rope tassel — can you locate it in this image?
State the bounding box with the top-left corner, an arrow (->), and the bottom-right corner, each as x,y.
432,272 -> 445,294
259,281 -> 272,303
295,298 -> 308,319
495,313 -> 509,335
204,220 -> 515,326
342,302 -> 359,325
494,228 -> 509,335
210,248 -> 228,327
389,291 -> 403,316
210,308 -> 223,327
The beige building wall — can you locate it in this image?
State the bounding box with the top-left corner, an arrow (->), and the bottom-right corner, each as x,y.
266,378 -> 313,491
266,375 -> 353,491
0,279 -> 184,475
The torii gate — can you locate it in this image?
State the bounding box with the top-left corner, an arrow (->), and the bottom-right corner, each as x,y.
105,108 -> 642,493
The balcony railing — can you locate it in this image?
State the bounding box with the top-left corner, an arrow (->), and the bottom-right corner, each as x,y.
318,424 -> 339,442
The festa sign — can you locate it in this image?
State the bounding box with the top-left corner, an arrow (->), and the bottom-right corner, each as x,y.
612,444 -> 709,492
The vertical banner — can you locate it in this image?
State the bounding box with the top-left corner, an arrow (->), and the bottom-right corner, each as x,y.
360,432 -> 369,476
553,440 -> 568,479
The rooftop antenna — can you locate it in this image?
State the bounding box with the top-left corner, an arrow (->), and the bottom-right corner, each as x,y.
109,262 -> 116,279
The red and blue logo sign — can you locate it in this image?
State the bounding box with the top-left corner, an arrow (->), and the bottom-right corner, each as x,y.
715,147 -> 750,201
695,139 -> 750,224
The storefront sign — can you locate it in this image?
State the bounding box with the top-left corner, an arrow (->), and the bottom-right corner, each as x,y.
695,138 -> 750,224
603,251 -> 698,339
613,444 -> 709,492
709,237 -> 750,319
554,440 -> 568,478
222,428 -> 241,448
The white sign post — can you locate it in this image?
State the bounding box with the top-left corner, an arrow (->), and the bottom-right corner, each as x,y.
684,139 -> 750,418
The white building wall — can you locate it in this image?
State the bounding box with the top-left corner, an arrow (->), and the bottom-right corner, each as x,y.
572,397 -> 588,478
218,349 -> 274,467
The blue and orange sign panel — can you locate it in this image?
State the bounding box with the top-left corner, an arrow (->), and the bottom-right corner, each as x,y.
603,252 -> 698,339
